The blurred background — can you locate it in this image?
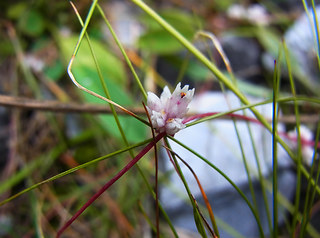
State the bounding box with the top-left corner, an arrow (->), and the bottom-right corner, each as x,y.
0,0 -> 320,237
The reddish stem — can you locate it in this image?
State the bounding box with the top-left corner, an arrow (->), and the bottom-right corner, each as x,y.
183,112 -> 262,124
279,131 -> 320,148
56,132 -> 166,238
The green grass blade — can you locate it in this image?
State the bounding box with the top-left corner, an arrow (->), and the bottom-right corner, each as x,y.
169,136 -> 265,237
0,143 -> 66,196
272,58 -> 280,238
137,161 -> 179,237
300,119 -> 320,237
96,4 -> 147,100
0,138 -> 152,207
247,123 -> 273,234
283,39 -> 303,235
311,0 -> 320,76
130,0 -> 320,201
164,137 -> 209,237
71,1 -> 141,151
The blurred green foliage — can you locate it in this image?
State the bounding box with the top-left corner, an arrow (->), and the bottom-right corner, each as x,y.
58,34 -> 147,142
138,8 -> 203,54
2,0 -> 320,237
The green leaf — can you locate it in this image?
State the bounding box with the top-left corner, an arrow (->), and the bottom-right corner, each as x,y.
160,55 -> 210,81
138,29 -> 191,54
18,10 -> 45,37
140,8 -> 201,31
185,61 -> 211,81
160,9 -> 202,30
255,27 -> 281,57
7,2 -> 27,19
73,66 -> 131,105
44,59 -> 64,81
73,65 -> 146,142
58,34 -> 146,142
214,0 -> 237,11
193,207 -> 207,238
138,9 -> 202,54
0,38 -> 14,59
58,35 -> 126,85
74,142 -> 100,164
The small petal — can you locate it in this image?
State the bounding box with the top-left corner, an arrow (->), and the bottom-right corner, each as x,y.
181,84 -> 190,93
165,118 -> 185,135
171,82 -> 182,97
150,111 -> 165,129
186,88 -> 195,101
147,92 -> 162,111
160,86 -> 171,102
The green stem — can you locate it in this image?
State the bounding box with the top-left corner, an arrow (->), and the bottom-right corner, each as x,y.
272,59 -> 280,238
284,40 -> 302,236
72,0 -> 134,155
164,137 -> 209,237
311,0 -> 320,71
233,120 -> 258,212
97,4 -> 147,99
247,123 -> 273,234
70,3 -> 179,237
300,119 -> 320,237
169,136 -> 265,237
137,159 -> 179,238
129,1 -> 320,198
57,132 -> 165,237
0,138 -> 152,207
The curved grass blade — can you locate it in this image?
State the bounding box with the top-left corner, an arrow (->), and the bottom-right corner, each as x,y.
142,102 -> 160,237
130,0 -> 320,199
272,59 -> 280,238
300,119 -> 320,237
96,4 -> 147,100
57,132 -> 165,237
168,135 -> 265,237
0,138 -> 152,207
195,31 -> 261,221
163,145 -> 219,237
164,139 -> 212,237
68,1 -> 148,125
283,39 -> 303,235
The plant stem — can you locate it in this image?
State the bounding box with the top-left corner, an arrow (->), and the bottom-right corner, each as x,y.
97,4 -> 147,99
169,136 -> 265,237
272,60 -> 280,238
130,0 -> 320,199
56,132 -> 165,237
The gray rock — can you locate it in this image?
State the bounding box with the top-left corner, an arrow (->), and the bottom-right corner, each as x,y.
160,91 -> 295,237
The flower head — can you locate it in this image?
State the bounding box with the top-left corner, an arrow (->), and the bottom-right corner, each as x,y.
146,83 -> 195,135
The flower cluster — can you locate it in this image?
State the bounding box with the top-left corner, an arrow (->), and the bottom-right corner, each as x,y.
146,83 -> 195,135
227,4 -> 270,25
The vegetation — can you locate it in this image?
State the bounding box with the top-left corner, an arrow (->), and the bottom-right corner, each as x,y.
0,0 -> 320,237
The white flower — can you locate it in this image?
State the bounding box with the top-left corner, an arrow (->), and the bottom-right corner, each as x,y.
247,4 -> 269,25
227,4 -> 246,20
146,83 -> 195,135
24,55 -> 44,72
227,3 -> 269,25
288,125 -> 315,166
